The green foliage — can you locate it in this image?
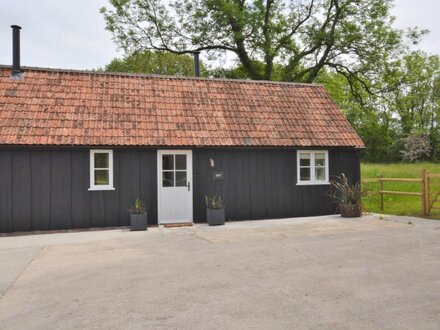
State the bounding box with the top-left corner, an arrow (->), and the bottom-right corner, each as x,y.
129,198 -> 147,214
381,52 -> 440,161
317,52 -> 439,163
105,50 -> 207,76
205,195 -> 224,209
356,113 -> 397,163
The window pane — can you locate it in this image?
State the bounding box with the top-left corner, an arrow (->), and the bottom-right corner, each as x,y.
95,170 -> 109,185
162,171 -> 174,187
95,153 -> 109,168
315,167 -> 326,181
175,171 -> 187,186
175,155 -> 187,170
162,155 -> 174,170
315,153 -> 326,167
299,153 -> 310,167
300,167 -> 311,181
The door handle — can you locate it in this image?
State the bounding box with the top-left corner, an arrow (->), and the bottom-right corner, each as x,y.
188,181 -> 191,191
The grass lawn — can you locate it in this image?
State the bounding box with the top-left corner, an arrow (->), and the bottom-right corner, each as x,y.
361,162 -> 440,220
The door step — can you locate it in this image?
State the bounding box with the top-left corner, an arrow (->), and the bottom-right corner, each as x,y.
163,222 -> 194,228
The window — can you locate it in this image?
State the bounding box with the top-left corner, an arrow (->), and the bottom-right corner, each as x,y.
161,154 -> 187,187
89,150 -> 114,191
297,150 -> 329,185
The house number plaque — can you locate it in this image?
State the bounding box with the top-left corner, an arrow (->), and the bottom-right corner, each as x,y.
213,172 -> 224,180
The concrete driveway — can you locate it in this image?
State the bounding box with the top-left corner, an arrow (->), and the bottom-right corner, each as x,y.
1,214 -> 440,329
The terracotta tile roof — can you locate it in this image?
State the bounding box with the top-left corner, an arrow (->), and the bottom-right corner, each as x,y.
0,66 -> 364,148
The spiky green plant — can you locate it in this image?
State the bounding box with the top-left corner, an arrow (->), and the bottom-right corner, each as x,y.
330,173 -> 363,205
129,198 -> 147,214
205,195 -> 224,209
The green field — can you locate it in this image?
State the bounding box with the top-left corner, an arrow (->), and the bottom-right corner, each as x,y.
361,163 -> 440,219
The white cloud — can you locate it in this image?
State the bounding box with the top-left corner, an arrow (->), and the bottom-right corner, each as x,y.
392,0 -> 439,55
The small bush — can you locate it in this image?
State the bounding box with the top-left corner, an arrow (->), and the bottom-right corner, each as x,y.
330,173 -> 362,205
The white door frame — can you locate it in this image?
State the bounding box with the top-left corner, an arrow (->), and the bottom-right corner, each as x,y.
157,150 -> 193,224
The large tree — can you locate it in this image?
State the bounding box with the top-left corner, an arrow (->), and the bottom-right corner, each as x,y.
101,0 -> 423,87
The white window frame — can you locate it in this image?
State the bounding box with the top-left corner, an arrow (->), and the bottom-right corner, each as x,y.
89,150 -> 115,191
296,150 -> 330,185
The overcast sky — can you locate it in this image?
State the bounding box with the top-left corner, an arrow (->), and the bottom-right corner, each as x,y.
0,0 -> 438,70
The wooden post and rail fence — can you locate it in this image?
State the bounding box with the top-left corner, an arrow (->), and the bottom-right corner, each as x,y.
361,169 -> 440,216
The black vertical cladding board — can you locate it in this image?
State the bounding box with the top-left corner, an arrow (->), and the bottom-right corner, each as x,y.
194,151 -> 206,222
139,150 -> 158,225
271,151 -> 282,218
71,151 -> 91,229
274,151 -> 285,218
232,152 -> 244,219
0,151 -> 13,232
218,152 -> 231,219
192,151 -> 199,221
249,150 -> 259,219
193,150 -> 209,222
31,152 -> 51,230
103,151 -> 121,227
90,191 -> 106,227
224,151 -> 238,220
255,150 -> 268,219
289,151 -> 300,217
236,152 -> 248,219
119,150 -> 141,226
263,151 -> 277,217
279,151 -> 296,218
12,151 -> 32,232
243,151 -> 253,219
50,151 -> 72,230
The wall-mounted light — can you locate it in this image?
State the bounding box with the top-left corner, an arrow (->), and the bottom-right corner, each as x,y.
209,158 -> 215,168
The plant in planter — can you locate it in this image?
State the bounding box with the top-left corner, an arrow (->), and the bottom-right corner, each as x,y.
330,173 -> 363,217
205,195 -> 225,226
128,198 -> 148,231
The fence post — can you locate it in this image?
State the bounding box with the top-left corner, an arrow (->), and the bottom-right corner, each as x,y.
422,169 -> 429,216
380,175 -> 384,211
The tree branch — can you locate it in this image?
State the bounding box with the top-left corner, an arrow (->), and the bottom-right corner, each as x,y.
306,0 -> 342,82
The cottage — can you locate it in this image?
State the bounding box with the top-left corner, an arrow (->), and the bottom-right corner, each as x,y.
0,28 -> 363,233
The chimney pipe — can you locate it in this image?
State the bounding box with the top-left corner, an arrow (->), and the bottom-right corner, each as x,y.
193,51 -> 200,77
11,25 -> 22,77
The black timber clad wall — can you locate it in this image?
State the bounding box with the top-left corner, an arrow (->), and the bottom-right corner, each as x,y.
193,148 -> 361,223
0,147 -> 360,232
0,148 -> 157,232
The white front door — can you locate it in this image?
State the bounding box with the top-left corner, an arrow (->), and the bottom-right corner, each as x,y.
158,150 -> 193,224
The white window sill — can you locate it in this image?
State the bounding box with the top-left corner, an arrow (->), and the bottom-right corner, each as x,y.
296,181 -> 330,186
88,187 -> 116,191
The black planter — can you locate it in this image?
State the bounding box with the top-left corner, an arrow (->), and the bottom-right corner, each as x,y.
340,203 -> 362,217
130,213 -> 148,231
207,208 -> 225,226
